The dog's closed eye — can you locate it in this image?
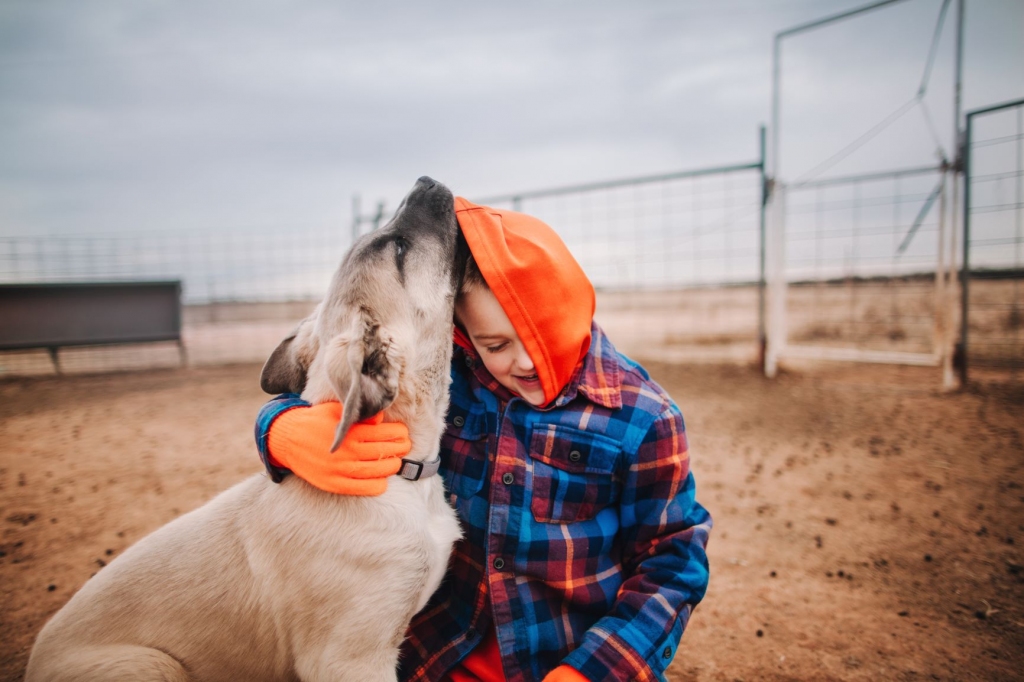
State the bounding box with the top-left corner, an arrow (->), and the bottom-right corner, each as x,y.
394,237 -> 409,284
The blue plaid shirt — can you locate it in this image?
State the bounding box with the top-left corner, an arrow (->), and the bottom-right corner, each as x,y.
255,324 -> 711,682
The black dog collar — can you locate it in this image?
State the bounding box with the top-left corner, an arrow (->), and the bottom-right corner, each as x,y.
397,455 -> 441,482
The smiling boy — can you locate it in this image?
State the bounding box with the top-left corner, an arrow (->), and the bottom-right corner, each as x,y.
255,198 -> 712,681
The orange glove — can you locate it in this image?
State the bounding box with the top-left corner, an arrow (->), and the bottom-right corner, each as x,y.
542,666 -> 589,682
267,402 -> 410,496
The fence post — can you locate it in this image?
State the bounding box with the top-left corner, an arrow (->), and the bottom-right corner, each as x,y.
351,194 -> 362,245
765,182 -> 787,378
935,166 -> 958,390
372,201 -> 387,231
959,114 -> 971,386
758,124 -> 768,369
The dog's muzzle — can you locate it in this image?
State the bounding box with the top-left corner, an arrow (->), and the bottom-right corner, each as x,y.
397,455 -> 441,482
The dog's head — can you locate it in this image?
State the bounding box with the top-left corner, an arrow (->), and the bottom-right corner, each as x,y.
261,176 -> 467,450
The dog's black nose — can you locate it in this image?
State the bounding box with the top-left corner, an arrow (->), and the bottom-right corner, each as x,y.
416,176 -> 437,189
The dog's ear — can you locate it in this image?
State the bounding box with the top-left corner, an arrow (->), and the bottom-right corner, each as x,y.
325,315 -> 402,451
260,316 -> 318,395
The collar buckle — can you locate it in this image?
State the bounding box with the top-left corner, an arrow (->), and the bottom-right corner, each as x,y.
398,455 -> 441,482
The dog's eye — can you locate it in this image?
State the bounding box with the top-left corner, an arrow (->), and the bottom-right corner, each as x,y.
394,237 -> 409,257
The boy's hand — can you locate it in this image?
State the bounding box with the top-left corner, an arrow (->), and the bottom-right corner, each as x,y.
267,402 -> 410,496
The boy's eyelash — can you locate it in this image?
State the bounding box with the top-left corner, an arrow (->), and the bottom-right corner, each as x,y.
485,342 -> 508,353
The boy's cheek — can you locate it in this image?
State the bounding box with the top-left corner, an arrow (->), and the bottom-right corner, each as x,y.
477,352 -> 506,379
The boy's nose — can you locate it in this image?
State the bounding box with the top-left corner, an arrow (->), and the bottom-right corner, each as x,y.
515,346 -> 535,372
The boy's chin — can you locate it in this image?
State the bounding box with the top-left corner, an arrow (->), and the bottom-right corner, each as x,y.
514,384 -> 546,407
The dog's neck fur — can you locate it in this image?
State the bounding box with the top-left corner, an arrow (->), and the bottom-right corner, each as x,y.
383,325 -> 454,464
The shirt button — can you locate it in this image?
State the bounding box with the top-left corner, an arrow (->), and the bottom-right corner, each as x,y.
662,646 -> 672,659
569,450 -> 582,463
492,557 -> 505,571
453,416 -> 465,427
465,356 -> 474,368
466,627 -> 478,640
502,473 -> 514,485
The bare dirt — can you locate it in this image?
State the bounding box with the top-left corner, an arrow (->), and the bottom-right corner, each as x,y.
1,361 -> 1022,681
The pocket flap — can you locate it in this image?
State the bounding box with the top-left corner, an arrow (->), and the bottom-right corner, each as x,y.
529,425 -> 620,475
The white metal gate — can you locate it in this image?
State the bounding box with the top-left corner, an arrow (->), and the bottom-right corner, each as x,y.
765,166 -> 959,387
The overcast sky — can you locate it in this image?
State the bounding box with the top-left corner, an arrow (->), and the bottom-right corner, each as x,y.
0,0 -> 1020,237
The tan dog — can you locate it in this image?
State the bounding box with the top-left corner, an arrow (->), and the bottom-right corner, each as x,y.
26,177 -> 464,682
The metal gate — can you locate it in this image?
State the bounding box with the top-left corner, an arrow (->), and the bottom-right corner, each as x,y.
765,164 -> 958,385
961,98 -> 1024,385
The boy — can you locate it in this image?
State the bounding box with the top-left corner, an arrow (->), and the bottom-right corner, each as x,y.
255,198 -> 712,681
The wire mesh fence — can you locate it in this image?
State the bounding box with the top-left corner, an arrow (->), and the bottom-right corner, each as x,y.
0,229 -> 349,304
0,229 -> 345,376
776,165 -> 952,364
963,98 -> 1024,385
478,159 -> 767,364
0,138 -> 769,377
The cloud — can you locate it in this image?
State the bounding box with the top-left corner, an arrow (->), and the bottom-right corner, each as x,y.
0,0 -> 1020,236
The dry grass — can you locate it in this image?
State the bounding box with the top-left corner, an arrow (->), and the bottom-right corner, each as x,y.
0,278 -> 1020,379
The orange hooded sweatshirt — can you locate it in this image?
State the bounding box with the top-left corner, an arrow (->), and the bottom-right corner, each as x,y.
453,197 -> 596,407
448,199 -> 594,682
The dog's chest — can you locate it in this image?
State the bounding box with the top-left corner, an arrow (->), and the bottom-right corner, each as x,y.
389,478 -> 462,612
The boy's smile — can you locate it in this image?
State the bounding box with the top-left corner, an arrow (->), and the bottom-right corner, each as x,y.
455,286 -> 546,406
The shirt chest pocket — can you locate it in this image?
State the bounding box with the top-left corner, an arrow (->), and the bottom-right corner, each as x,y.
440,405 -> 489,508
528,425 -> 622,524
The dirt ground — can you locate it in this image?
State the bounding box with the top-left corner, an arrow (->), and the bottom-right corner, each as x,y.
1,361 -> 1022,681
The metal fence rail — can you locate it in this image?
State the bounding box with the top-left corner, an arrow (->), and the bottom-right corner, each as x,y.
478,159 -> 766,290
0,228 -> 348,305
0,228 -> 345,375
473,139 -> 767,365
0,131 -> 769,376
962,98 -> 1024,385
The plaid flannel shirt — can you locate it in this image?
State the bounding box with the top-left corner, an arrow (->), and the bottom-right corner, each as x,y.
255,323 -> 711,682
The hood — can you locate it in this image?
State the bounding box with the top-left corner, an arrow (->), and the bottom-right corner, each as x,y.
454,197 -> 595,406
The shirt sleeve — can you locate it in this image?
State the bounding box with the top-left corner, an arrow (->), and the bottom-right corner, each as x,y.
563,403 -> 712,681
253,392 -> 309,483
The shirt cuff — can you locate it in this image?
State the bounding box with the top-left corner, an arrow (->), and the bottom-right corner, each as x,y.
564,626 -> 665,682
254,393 -> 309,482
